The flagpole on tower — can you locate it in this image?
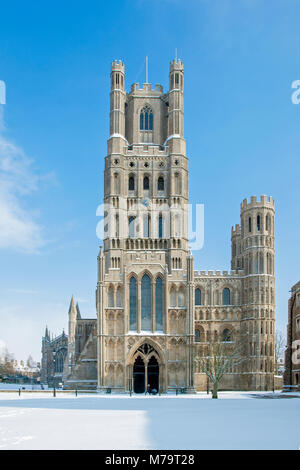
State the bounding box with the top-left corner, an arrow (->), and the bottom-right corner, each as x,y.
146,56 -> 148,83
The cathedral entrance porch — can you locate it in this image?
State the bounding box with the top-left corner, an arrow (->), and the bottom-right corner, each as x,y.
133,355 -> 160,393
130,342 -> 163,393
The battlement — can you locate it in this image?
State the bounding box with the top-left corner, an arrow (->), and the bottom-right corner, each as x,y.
124,144 -> 169,157
231,224 -> 241,236
130,83 -> 164,94
170,59 -> 184,72
241,195 -> 274,211
194,269 -> 244,278
124,250 -> 167,266
111,60 -> 125,72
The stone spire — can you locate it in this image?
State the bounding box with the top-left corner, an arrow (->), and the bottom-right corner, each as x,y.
76,302 -> 81,320
44,325 -> 50,341
68,295 -> 76,315
68,295 -> 77,344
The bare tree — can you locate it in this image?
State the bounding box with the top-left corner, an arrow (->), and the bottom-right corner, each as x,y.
0,347 -> 15,376
275,330 -> 285,375
195,330 -> 246,399
26,355 -> 35,368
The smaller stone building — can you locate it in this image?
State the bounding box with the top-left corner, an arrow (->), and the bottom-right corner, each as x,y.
63,297 -> 97,389
284,281 -> 300,391
40,326 -> 68,387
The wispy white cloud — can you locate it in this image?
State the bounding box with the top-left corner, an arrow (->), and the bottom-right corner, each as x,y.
0,106 -> 54,253
8,289 -> 42,295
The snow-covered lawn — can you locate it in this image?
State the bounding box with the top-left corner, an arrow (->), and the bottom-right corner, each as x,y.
0,391 -> 299,450
0,383 -> 47,391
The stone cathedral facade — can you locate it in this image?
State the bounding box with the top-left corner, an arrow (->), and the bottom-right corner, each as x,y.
43,59 -> 276,392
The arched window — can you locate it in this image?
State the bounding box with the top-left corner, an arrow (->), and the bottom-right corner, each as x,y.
248,217 -> 252,233
141,274 -> 152,331
129,277 -> 137,330
143,176 -> 149,190
232,242 -> 236,257
158,214 -> 163,238
257,214 -> 261,232
155,277 -> 163,331
143,213 -> 150,237
195,329 -> 200,342
178,287 -> 185,307
253,253 -> 258,274
60,354 -> 64,372
55,351 -> 66,373
222,328 -> 231,342
128,216 -> 135,238
266,214 -> 270,232
267,253 -> 272,274
259,253 -> 264,274
108,286 -> 114,308
157,176 -> 164,191
115,214 -> 119,237
140,106 -> 153,131
129,176 -> 135,191
170,287 -> 176,307
195,288 -> 202,306
140,112 -> 143,130
116,286 -> 122,307
222,288 -> 231,305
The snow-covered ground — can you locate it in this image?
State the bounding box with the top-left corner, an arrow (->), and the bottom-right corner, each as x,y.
0,383 -> 47,391
0,391 -> 299,450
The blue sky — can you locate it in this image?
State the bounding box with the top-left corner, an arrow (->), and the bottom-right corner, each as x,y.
0,0 -> 299,361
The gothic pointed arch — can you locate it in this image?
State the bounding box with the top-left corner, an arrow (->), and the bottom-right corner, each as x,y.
222,287 -> 231,306
155,275 -> 164,332
126,337 -> 166,366
140,105 -> 153,131
141,273 -> 152,331
129,275 -> 137,331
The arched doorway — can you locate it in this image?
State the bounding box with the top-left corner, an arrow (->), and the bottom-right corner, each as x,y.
131,344 -> 161,393
133,356 -> 145,393
147,356 -> 159,391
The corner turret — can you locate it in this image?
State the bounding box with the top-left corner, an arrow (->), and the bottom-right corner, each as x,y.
108,60 -> 127,154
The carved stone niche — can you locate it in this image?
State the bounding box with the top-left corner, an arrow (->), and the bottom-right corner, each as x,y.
127,337 -> 136,350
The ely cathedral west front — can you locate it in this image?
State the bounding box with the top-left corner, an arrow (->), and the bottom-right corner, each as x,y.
42,59 -> 276,392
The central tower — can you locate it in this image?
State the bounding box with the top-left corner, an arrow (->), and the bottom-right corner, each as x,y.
55,57 -> 275,393
96,59 -> 194,393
